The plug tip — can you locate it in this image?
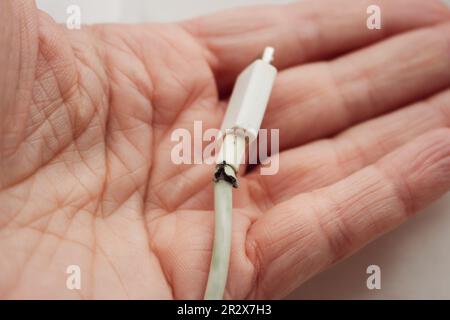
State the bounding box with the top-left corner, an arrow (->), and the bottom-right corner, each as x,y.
262,47 -> 275,64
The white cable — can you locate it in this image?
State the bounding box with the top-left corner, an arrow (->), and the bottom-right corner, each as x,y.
204,179 -> 233,299
204,47 -> 277,300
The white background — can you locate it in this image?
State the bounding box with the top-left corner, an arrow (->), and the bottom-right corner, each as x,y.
36,0 -> 450,299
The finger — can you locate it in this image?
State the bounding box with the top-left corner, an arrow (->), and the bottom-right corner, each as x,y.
182,0 -> 450,93
248,88 -> 450,204
246,128 -> 450,299
263,22 -> 450,151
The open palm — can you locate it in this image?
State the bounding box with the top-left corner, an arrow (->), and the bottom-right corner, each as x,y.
1,0 -> 450,299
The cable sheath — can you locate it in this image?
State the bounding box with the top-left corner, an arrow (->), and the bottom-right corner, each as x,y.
204,179 -> 233,299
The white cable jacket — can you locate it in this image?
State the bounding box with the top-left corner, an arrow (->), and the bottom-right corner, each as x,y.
215,132 -> 247,172
204,179 -> 233,300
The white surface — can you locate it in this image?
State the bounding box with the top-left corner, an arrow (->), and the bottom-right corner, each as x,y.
36,0 -> 450,299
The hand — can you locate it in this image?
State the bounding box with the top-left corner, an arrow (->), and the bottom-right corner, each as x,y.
1,0 -> 450,299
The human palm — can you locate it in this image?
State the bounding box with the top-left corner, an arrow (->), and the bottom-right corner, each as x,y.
1,0 -> 450,299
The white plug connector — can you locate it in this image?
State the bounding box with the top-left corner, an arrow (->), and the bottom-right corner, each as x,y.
216,47 -> 278,171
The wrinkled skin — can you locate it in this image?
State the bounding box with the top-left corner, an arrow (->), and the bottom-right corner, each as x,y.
1,0 -> 450,299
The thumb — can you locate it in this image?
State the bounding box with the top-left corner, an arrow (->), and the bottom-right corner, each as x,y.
0,0 -> 39,160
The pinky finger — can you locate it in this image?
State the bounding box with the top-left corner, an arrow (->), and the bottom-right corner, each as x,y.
247,128 -> 450,299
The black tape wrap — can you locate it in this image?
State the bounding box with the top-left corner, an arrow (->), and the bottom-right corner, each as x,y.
214,161 -> 239,188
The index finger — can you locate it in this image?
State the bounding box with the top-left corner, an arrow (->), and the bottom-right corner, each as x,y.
182,0 -> 450,94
